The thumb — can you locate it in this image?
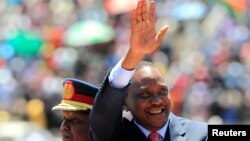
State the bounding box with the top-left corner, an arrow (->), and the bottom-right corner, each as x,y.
156,25 -> 169,46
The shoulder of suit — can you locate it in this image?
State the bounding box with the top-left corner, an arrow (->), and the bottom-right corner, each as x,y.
170,113 -> 207,128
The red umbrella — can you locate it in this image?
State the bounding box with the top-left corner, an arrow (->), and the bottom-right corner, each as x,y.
43,26 -> 65,48
223,0 -> 247,12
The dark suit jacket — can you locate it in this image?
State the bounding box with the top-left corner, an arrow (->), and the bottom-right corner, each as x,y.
90,74 -> 208,141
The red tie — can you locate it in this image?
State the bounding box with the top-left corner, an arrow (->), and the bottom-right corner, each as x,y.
148,132 -> 159,141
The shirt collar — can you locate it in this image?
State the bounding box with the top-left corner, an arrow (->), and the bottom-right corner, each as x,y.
134,118 -> 169,139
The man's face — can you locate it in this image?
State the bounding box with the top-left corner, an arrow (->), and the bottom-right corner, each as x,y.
126,65 -> 171,131
60,111 -> 90,141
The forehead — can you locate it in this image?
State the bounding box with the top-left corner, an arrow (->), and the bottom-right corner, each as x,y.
129,66 -> 167,92
132,66 -> 165,83
63,111 -> 89,119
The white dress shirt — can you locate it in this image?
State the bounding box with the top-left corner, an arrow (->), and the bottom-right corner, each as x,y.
134,120 -> 169,141
109,60 -> 135,89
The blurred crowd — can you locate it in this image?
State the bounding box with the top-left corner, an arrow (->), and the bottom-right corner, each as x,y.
0,0 -> 249,140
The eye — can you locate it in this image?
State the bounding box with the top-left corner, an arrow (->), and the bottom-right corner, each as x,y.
63,117 -> 81,124
62,117 -> 67,121
71,119 -> 81,124
140,92 -> 150,98
160,89 -> 168,96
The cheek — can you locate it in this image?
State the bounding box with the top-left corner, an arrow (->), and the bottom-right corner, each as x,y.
164,98 -> 172,108
72,125 -> 90,139
132,99 -> 148,112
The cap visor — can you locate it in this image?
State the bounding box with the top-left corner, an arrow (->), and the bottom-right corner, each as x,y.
52,100 -> 92,111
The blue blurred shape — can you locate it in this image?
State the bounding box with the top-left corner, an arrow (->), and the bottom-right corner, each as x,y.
172,2 -> 207,21
0,43 -> 15,60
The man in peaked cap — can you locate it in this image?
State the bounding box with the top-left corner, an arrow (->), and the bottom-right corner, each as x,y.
52,78 -> 98,141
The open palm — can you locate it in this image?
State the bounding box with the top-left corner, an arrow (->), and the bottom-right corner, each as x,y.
130,0 -> 168,55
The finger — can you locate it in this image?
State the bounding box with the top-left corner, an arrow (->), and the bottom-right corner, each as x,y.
131,9 -> 137,26
136,0 -> 142,22
142,21 -> 147,29
142,0 -> 148,21
156,26 -> 169,46
149,0 -> 155,24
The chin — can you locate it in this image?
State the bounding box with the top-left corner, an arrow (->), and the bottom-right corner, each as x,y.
62,136 -> 71,141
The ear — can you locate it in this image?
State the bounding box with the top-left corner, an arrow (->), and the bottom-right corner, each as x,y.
168,91 -> 172,99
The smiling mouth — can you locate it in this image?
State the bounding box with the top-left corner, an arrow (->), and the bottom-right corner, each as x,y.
147,109 -> 165,115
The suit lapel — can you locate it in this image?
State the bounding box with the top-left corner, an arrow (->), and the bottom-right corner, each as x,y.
124,113 -> 188,141
123,118 -> 148,140
164,124 -> 170,141
168,112 -> 187,141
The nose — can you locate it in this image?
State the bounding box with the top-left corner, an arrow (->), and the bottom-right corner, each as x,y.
60,120 -> 70,132
150,95 -> 162,105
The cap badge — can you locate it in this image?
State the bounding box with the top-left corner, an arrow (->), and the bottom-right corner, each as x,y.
63,81 -> 75,100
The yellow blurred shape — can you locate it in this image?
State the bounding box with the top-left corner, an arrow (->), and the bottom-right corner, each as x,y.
153,62 -> 168,75
26,99 -> 47,128
0,111 -> 10,122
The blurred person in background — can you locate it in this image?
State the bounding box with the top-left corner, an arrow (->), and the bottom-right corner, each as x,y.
52,78 -> 98,141
90,0 -> 207,141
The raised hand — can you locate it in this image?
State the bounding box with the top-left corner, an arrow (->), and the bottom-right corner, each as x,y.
122,0 -> 168,70
130,0 -> 168,54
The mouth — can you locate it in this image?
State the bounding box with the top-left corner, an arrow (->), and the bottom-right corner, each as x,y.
146,109 -> 165,115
